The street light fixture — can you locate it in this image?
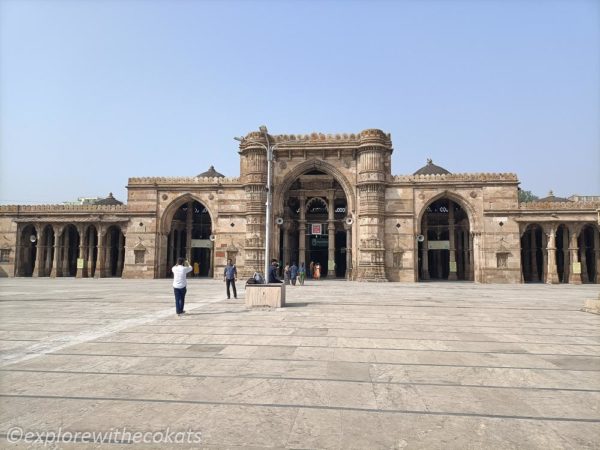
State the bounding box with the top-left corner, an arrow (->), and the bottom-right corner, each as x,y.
234,125 -> 276,283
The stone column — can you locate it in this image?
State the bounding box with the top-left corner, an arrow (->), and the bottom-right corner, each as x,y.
464,229 -> 472,281
563,227 -> 570,283
62,227 -> 71,276
546,224 -> 559,284
168,229 -> 175,268
580,231 -> 589,284
421,220 -> 430,281
33,224 -> 44,277
116,229 -> 125,277
298,195 -> 306,266
45,228 -> 54,276
95,228 -> 106,278
345,221 -> 352,280
76,225 -> 85,278
185,201 -> 193,262
283,223 -> 292,266
448,201 -> 457,280
327,191 -> 336,277
50,225 -> 63,278
529,228 -> 538,282
87,226 -> 95,278
568,225 -> 582,284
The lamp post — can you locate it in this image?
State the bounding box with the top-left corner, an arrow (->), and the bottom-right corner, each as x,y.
235,125 -> 276,283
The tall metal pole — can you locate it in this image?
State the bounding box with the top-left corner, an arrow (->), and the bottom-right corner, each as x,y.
261,126 -> 272,284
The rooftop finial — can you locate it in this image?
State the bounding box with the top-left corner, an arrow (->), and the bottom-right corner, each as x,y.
548,190 -> 554,197
427,158 -> 432,165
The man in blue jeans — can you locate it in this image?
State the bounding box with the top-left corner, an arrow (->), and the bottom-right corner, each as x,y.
223,258 -> 237,299
172,257 -> 193,315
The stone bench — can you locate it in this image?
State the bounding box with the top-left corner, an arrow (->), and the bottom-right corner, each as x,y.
245,283 -> 286,308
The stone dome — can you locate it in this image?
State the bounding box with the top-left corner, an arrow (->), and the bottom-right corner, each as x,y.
196,165 -> 225,178
93,192 -> 123,206
413,159 -> 451,175
536,190 -> 571,202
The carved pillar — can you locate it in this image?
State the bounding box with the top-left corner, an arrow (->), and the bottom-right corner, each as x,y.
298,195 -> 306,266
185,201 -> 193,262
50,225 -> 63,278
95,227 -> 106,278
33,224 -> 44,277
448,201 -> 457,280
87,226 -> 95,278
568,225 -> 582,284
168,229 -> 175,269
472,231 -> 482,282
76,225 -> 85,278
529,228 -> 538,282
327,191 -> 335,277
546,224 -> 559,284
466,228 -> 472,280
421,219 -> 430,281
116,229 -> 125,277
344,220 -> 353,280
45,227 -> 54,276
61,227 -> 71,276
580,230 -> 589,284
282,222 -> 290,265
563,227 -> 570,283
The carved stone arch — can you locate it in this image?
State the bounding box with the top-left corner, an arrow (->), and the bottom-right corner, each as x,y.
417,191 -> 478,232
305,196 -> 328,212
159,193 -> 216,235
274,159 -> 356,215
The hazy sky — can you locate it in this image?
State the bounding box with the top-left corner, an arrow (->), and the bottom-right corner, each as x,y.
1,0 -> 598,204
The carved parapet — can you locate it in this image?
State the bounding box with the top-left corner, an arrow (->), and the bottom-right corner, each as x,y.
127,176 -> 240,185
391,173 -> 519,183
519,201 -> 600,211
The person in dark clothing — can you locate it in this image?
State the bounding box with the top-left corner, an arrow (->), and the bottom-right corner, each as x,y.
223,258 -> 237,299
268,259 -> 282,283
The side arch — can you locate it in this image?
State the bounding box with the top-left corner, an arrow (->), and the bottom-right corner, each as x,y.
416,191 -> 479,233
159,193 -> 216,236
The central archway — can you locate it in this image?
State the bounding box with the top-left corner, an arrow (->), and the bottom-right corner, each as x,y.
277,167 -> 351,279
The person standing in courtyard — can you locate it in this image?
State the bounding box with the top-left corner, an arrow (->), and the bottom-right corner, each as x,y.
309,261 -> 314,279
290,262 -> 298,286
224,258 -> 238,299
298,262 -> 306,285
193,261 -> 200,277
172,257 -> 193,316
283,263 -> 291,285
314,262 -> 321,280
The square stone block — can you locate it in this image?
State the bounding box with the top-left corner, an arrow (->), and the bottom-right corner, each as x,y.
245,284 -> 286,308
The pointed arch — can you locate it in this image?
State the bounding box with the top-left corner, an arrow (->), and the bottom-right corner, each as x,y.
274,159 -> 356,215
416,191 -> 478,232
159,193 -> 215,235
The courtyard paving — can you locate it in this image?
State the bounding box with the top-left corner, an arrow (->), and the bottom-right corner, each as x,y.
0,278 -> 599,449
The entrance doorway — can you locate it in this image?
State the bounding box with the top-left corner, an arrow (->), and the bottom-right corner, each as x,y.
418,198 -> 472,281
279,170 -> 349,279
166,200 -> 213,277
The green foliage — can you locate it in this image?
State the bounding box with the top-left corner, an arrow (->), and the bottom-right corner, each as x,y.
518,189 -> 539,203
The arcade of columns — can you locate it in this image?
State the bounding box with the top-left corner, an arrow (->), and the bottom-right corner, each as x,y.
522,222 -> 600,284
15,221 -> 126,278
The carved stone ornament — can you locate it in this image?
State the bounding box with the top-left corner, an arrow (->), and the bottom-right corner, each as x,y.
470,191 -> 477,198
279,161 -> 287,170
208,193 -> 215,200
162,194 -> 168,201
418,193 -> 425,200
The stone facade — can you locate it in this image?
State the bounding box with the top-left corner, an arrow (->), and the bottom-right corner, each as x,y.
1,128 -> 599,284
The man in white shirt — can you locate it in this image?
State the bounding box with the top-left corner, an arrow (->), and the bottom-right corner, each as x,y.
172,257 -> 193,315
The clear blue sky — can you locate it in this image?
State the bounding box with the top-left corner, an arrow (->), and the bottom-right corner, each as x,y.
1,0 -> 598,204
